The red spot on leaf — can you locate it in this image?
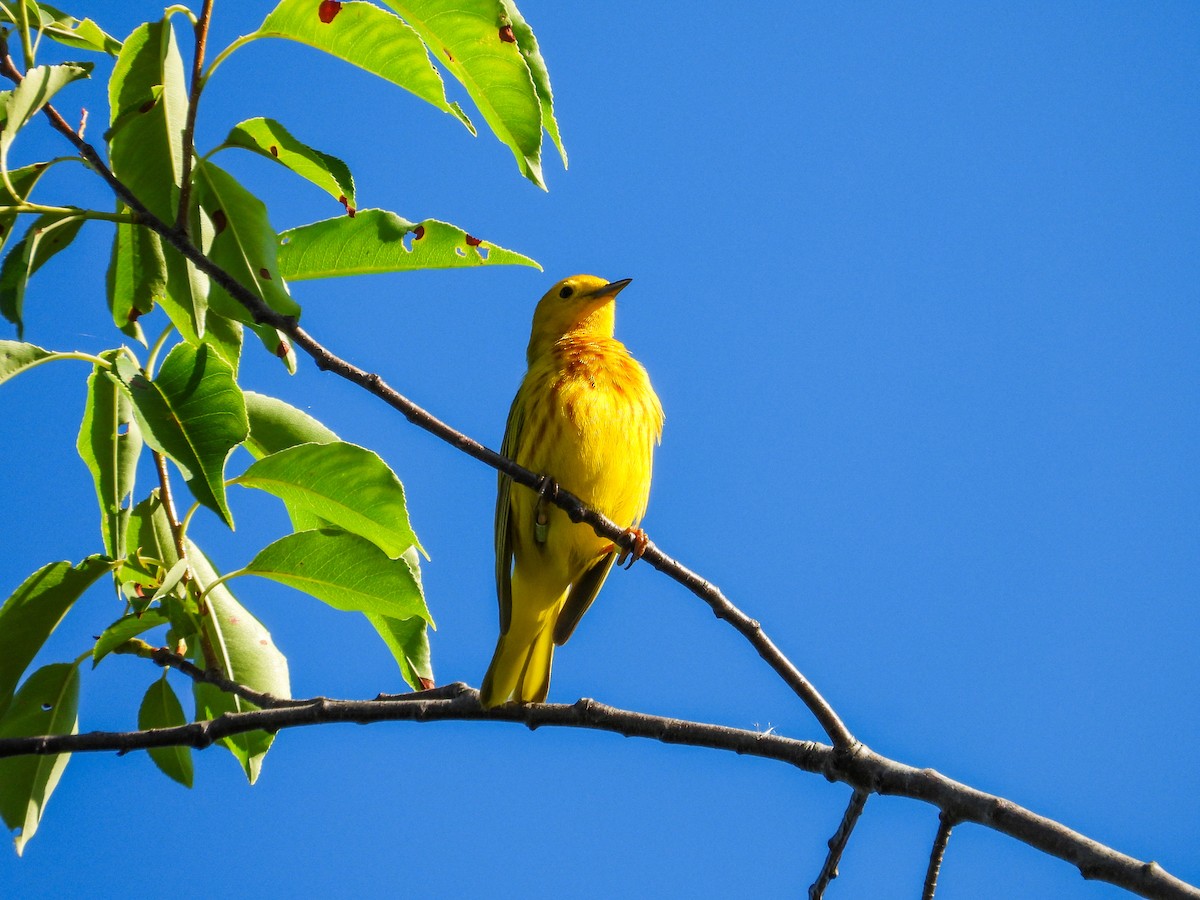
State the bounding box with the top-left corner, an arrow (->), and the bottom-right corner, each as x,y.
419,676 -> 436,691
269,145 -> 279,157
228,616 -> 240,625
499,25 -> 516,43
318,0 -> 341,23
133,584 -> 146,598
259,639 -> 269,646
212,209 -> 227,235
339,195 -> 357,217
0,224 -> 6,237
443,47 -> 455,62
259,267 -> 272,280
465,234 -> 482,247
127,308 -> 142,323
138,98 -> 156,114
413,225 -> 425,240
276,340 -> 290,358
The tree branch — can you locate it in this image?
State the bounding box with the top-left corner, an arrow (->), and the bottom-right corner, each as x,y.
0,682 -> 1193,900
809,789 -> 869,899
174,0 -> 214,233
922,812 -> 955,900
0,43 -> 853,753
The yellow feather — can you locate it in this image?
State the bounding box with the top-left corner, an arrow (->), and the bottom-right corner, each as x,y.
480,275 -> 663,707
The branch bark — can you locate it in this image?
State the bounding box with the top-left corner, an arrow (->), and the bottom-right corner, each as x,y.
0,680 -> 1193,900
809,789 -> 869,899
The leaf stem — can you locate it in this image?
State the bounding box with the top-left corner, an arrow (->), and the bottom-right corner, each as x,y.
175,0 -> 215,233
0,201 -> 134,222
15,0 -> 32,69
144,323 -> 174,378
196,567 -> 247,601
203,31 -> 261,83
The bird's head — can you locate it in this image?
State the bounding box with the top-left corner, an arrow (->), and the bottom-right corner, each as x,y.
527,274 -> 632,361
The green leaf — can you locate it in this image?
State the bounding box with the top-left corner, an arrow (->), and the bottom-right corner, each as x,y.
139,675 -> 193,788
278,210 -> 539,281
76,351 -> 142,560
192,159 -> 300,371
114,343 -> 248,528
0,63 -> 93,171
218,117 -> 356,212
0,213 -> 86,338
0,557 -> 107,719
92,607 -> 171,666
106,213 -> 165,342
0,338 -> 51,385
243,390 -> 338,459
499,0 -> 565,167
236,441 -> 423,558
128,491 -> 180,569
0,663 -> 79,855
0,2 -> 122,55
380,0 -> 546,187
188,539 -> 289,784
0,162 -> 54,258
108,18 -> 188,223
257,0 -> 472,132
244,527 -> 431,622
367,609 -> 433,691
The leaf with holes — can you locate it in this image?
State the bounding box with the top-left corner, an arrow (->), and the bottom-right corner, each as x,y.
0,662 -> 79,855
188,539 -> 290,784
278,210 -> 538,280
0,557 -> 108,720
258,0 -> 472,132
113,343 -> 248,527
244,527 -> 431,622
0,339 -> 52,386
499,0 -> 564,167
192,159 -> 299,371
218,118 -> 356,212
139,675 -> 193,788
77,351 -> 143,560
236,441 -> 424,558
0,214 -> 86,338
380,0 -> 547,187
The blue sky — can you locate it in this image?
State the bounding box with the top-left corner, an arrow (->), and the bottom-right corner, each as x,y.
1,2 -> 1197,897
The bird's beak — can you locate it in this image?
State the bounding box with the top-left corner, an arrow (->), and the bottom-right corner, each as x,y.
584,277 -> 632,300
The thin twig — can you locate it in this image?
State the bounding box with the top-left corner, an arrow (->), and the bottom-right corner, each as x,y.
0,41 -> 854,753
174,0 -> 213,233
0,682 -> 1194,900
922,812 -> 956,900
151,450 -> 187,563
809,789 -> 869,899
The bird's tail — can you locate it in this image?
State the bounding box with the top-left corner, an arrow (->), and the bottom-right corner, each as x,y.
479,618 -> 558,708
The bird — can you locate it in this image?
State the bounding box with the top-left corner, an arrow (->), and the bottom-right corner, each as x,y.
480,275 -> 664,707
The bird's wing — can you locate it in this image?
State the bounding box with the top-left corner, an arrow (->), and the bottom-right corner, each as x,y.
494,389 -> 525,635
553,550 -> 617,646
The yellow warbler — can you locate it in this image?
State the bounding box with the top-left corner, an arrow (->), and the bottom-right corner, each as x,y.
480,275 -> 664,707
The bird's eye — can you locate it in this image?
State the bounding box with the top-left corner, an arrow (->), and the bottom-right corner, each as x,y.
559,285 -> 574,299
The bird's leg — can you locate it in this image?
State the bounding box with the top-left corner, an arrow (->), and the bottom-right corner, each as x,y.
615,527 -> 650,569
533,474 -> 559,544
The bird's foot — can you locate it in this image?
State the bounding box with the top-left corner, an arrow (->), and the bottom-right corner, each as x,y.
616,527 -> 650,569
535,474 -> 560,502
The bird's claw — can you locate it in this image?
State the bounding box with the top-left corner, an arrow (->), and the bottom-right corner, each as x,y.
535,474 -> 559,502
615,527 -> 650,569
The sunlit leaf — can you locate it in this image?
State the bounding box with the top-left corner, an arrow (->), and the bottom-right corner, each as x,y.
278,210 -> 539,281
236,441 -> 423,559
0,213 -> 86,338
0,338 -> 52,386
499,0 -> 564,167
139,675 -> 193,788
77,350 -> 142,561
0,557 -> 107,719
0,162 -> 55,258
113,343 -> 248,527
108,18 -> 187,223
257,0 -> 472,132
218,117 -> 356,212
0,2 -> 122,55
106,213 -> 164,342
92,607 -> 171,666
188,539 -> 290,784
192,159 -> 299,371
380,0 -> 545,187
243,390 -> 338,459
0,63 -> 92,171
243,527 -> 431,622
0,663 -> 79,855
